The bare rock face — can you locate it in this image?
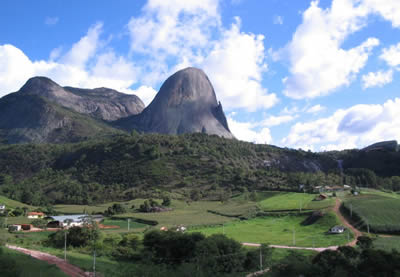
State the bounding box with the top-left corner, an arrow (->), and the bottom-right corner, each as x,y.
19,77 -> 145,121
116,67 -> 234,138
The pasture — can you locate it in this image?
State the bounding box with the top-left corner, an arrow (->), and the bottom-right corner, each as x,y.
374,236 -> 400,252
189,212 -> 352,247
256,191 -> 335,211
343,194 -> 400,233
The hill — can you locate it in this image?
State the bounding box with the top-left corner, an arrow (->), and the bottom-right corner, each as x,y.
0,133 -> 338,205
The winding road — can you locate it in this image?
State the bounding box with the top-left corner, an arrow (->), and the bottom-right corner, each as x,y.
6,244 -> 89,277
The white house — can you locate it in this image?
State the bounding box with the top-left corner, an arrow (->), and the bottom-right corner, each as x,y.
329,225 -> 345,234
48,214 -> 90,228
0,204 -> 5,210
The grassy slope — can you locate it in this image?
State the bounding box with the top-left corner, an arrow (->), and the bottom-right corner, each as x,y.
0,195 -> 35,209
2,247 -> 68,277
343,192 -> 400,233
189,212 -> 352,247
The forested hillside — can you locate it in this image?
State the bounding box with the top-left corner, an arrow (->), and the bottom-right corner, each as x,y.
0,133 -> 399,206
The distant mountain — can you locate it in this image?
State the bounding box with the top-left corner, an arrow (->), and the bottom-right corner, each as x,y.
0,93 -> 122,144
115,67 -> 234,139
362,140 -> 398,152
19,77 -> 145,121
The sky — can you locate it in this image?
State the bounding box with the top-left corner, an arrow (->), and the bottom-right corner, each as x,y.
1,0 -> 400,151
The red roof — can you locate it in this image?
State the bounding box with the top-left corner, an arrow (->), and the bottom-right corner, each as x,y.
28,212 -> 44,215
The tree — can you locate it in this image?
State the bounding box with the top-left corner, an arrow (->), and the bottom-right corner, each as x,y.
31,219 -> 47,229
162,196 -> 171,207
356,236 -> 374,250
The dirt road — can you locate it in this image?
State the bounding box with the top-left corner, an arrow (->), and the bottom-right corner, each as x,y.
6,244 -> 88,277
333,198 -> 362,246
242,242 -> 337,252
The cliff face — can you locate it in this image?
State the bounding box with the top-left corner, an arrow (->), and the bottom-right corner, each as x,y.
19,77 -> 145,121
116,67 -> 234,138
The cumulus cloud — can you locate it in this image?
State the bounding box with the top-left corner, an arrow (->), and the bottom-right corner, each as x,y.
380,42 -> 400,67
281,0 -> 379,99
127,1 -> 276,111
362,69 -> 393,89
0,23 -> 156,104
260,115 -> 295,127
363,0 -> 400,28
227,116 -> 272,144
202,18 -> 278,111
282,98 -> 400,151
307,104 -> 326,114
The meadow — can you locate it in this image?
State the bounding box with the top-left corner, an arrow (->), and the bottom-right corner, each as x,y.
189,212 -> 351,247
343,193 -> 400,233
374,236 -> 400,252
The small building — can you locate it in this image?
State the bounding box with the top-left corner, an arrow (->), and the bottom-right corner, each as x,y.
47,214 -> 90,228
0,204 -> 5,210
176,225 -> 186,233
314,194 -> 328,201
160,226 -> 168,231
27,212 -> 45,219
329,225 -> 345,234
8,225 -> 22,232
343,185 -> 351,190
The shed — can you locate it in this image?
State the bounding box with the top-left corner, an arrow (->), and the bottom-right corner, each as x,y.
329,225 -> 345,234
48,214 -> 90,228
8,225 -> 21,232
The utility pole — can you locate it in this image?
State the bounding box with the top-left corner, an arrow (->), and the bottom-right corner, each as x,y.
259,246 -> 263,271
350,204 -> 352,218
300,199 -> 302,212
223,224 -> 225,235
93,249 -> 96,277
293,227 -> 296,246
313,237 -> 315,249
347,229 -> 350,243
64,230 -> 67,261
128,218 -> 130,232
367,220 -> 370,234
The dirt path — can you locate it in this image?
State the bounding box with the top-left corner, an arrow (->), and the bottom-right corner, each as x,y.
333,198 -> 362,246
242,242 -> 337,252
6,244 -> 88,277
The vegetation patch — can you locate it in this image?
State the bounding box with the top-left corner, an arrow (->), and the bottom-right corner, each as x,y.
343,194 -> 400,233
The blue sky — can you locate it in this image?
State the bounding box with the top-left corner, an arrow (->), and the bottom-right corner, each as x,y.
1,0 -> 400,151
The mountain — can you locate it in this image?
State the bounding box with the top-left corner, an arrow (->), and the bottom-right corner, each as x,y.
115,67 -> 234,138
362,140 -> 398,152
19,77 -> 145,121
0,93 -> 122,144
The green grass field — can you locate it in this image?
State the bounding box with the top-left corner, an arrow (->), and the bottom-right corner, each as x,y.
257,192 -> 335,211
374,236 -> 400,252
2,247 -> 68,277
190,212 -> 352,247
343,194 -> 400,233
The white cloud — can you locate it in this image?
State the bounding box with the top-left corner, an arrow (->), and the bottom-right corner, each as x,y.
202,18 -> 278,111
307,104 -> 326,113
45,17 -> 59,26
124,86 -> 157,106
380,42 -> 400,67
260,115 -> 295,127
227,116 -> 272,144
0,23 -> 161,105
61,23 -> 103,68
282,98 -> 400,151
273,15 -> 284,25
363,0 -> 400,28
281,0 -> 379,99
127,2 -> 276,112
362,69 -> 393,89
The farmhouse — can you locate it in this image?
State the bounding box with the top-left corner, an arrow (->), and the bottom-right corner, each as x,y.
47,214 -> 90,228
27,212 -> 45,218
329,225 -> 345,234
